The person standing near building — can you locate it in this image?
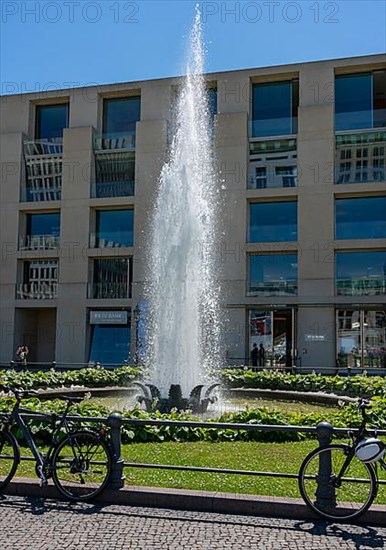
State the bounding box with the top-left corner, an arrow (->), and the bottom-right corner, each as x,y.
16,345 -> 29,366
251,343 -> 258,367
258,343 -> 265,367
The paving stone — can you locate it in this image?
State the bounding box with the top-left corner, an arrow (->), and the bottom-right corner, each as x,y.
0,496 -> 385,549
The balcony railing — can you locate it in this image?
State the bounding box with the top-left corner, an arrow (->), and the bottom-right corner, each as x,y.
90,180 -> 134,198
93,132 -> 135,151
335,130 -> 385,184
89,233 -> 133,248
19,235 -> 60,251
16,282 -> 58,300
23,139 -> 63,202
247,282 -> 298,297
88,282 -> 131,300
248,138 -> 297,189
336,278 -> 386,296
24,139 -> 63,156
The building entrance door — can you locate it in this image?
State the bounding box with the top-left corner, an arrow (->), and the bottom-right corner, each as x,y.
249,309 -> 295,368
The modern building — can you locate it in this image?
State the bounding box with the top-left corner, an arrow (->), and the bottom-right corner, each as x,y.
1,54 -> 385,371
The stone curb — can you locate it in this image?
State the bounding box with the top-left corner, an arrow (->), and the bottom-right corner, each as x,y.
5,478 -> 386,526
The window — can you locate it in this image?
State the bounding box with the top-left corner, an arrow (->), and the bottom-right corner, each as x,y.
89,324 -> 131,366
336,197 -> 386,240
248,138 -> 297,189
94,210 -> 134,247
337,310 -> 386,369
27,213 -> 60,237
252,80 -> 299,138
335,71 -> 386,131
248,254 -> 297,296
103,96 -> 141,135
91,258 -> 132,299
36,104 -> 69,140
336,251 -> 386,296
17,260 -> 58,299
249,202 -> 297,242
23,213 -> 60,249
335,131 -> 386,184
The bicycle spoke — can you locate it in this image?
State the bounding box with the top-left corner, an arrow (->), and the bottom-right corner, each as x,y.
51,431 -> 111,501
299,445 -> 377,521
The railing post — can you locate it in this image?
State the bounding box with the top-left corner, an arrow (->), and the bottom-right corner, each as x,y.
108,412 -> 125,489
315,421 -> 335,510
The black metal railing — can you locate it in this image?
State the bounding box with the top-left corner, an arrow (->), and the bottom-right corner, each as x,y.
9,413 -> 386,495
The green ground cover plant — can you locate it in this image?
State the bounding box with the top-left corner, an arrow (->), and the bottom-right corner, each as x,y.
1,396 -> 385,445
0,366 -> 139,391
220,369 -> 386,398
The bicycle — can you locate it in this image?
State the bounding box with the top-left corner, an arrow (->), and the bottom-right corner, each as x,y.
0,385 -> 112,501
298,399 -> 386,521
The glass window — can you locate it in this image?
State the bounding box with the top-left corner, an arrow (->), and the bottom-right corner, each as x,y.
89,324 -> 131,366
249,202 -> 297,242
92,258 -> 132,299
248,254 -> 297,296
335,131 -> 386,184
36,104 -> 69,140
336,197 -> 386,240
27,213 -> 60,237
336,251 -> 386,296
103,97 -> 141,135
248,138 -> 297,189
335,71 -> 386,131
96,210 -> 134,247
337,310 -> 386,369
252,81 -> 298,138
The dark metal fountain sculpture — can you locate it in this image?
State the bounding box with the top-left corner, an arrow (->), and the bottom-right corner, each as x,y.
133,382 -> 220,414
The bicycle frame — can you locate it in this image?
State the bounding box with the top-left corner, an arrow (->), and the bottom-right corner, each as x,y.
335,401 -> 385,484
2,399 -> 74,483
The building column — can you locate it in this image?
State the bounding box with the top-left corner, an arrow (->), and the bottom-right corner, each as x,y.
0,132 -> 24,362
55,126 -> 94,365
297,64 -> 336,370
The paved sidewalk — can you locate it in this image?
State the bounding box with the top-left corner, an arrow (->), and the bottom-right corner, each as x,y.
0,496 -> 385,549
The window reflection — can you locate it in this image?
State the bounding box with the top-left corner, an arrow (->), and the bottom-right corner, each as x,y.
335,71 -> 386,131
336,251 -> 386,296
337,310 -> 386,369
36,104 -> 69,141
249,202 -> 297,242
103,97 -> 141,135
94,210 -> 134,248
89,324 -> 131,366
251,81 -> 298,138
248,254 -> 297,296
335,197 -> 386,239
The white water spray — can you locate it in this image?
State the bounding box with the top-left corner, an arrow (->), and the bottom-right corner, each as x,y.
145,8 -> 222,397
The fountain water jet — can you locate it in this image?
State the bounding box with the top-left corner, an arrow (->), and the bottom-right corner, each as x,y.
141,8 -> 222,412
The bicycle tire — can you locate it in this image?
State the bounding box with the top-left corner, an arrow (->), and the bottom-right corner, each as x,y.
0,431 -> 19,491
299,444 -> 377,521
51,430 -> 111,501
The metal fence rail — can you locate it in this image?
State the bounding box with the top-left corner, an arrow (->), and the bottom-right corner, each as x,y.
9,413 -> 386,490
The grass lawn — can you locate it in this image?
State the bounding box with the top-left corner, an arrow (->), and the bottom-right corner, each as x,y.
11,440 -> 386,505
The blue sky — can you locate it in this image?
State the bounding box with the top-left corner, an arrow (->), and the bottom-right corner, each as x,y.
1,1 -> 385,94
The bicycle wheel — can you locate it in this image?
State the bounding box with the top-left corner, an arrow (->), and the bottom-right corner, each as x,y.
299,444 -> 377,521
0,431 -> 19,491
51,431 -> 111,501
